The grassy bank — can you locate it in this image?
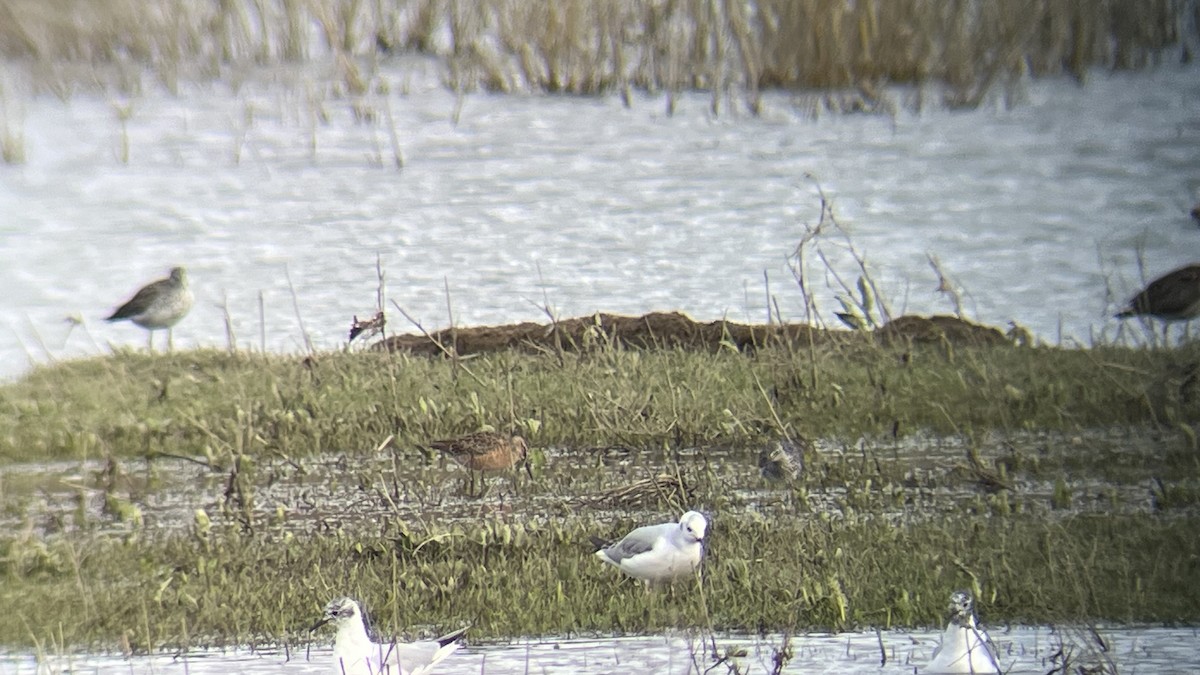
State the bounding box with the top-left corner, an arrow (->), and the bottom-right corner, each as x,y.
1,0 -> 1191,103
4,511 -> 1199,651
2,339 -> 1198,464
2,339 -> 1200,650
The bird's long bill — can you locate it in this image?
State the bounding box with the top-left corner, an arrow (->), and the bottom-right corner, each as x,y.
308,616 -> 332,632
523,457 -> 534,479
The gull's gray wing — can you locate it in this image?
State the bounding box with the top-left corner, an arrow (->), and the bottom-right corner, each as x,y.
602,523 -> 666,564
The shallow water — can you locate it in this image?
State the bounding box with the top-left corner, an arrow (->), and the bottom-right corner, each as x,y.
0,428 -> 1172,539
4,626 -> 1198,674
2,63 -> 1199,379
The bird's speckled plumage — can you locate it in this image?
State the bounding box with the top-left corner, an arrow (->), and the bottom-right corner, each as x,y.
429,432 -> 529,472
1116,264 -> 1200,322
758,439 -> 807,481
107,267 -> 194,350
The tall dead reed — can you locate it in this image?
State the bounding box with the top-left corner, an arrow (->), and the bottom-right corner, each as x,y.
1,0 -> 1191,107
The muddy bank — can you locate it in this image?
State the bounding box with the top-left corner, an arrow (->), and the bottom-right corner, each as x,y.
374,311 -> 1013,356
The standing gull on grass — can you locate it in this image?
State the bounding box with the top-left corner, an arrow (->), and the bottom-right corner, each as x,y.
310,597 -> 467,675
925,590 -> 1001,674
591,511 -> 707,587
427,431 -> 531,497
106,266 -> 194,351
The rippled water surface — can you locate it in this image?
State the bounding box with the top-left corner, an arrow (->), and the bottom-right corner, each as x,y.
2,64 -> 1199,378
4,627 -> 1199,674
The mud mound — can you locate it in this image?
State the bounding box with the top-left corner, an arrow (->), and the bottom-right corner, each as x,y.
374,311 -> 1011,356
876,314 -> 1011,347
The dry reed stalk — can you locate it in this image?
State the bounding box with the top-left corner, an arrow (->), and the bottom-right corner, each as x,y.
0,1 -> 1191,107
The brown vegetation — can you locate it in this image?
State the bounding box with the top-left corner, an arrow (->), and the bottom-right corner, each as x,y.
0,0 -> 1191,104
375,311 -> 1010,357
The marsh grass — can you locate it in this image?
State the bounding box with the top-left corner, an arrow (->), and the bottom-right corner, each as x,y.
1,508 -> 1197,650
1,0 -> 1192,107
1,332 -> 1199,648
2,338 -> 1199,464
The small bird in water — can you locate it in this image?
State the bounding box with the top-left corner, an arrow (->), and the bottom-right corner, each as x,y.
925,590 -> 1001,674
106,266 -> 194,351
590,511 -> 707,588
1115,263 -> 1200,323
309,597 -> 466,675
348,311 -> 386,342
427,431 -> 531,496
758,439 -> 807,482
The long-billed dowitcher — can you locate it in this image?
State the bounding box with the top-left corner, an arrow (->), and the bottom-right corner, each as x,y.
106,266 -> 194,351
428,431 -> 531,496
309,597 -> 466,675
925,590 -> 1002,674
590,511 -> 707,588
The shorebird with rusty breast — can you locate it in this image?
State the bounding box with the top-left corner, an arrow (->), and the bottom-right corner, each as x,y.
427,431 -> 531,497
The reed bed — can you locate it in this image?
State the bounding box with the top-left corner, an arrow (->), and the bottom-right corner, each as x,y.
1,0 -> 1191,105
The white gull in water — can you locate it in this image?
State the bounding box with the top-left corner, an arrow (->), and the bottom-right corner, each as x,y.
310,597 -> 466,675
590,511 -> 707,587
925,590 -> 1002,674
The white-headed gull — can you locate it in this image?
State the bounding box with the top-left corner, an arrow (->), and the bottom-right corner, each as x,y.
310,597 -> 466,675
925,590 -> 1001,674
591,511 -> 707,586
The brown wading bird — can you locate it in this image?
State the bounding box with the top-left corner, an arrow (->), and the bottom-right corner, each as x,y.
348,311 -> 386,342
1115,264 -> 1200,334
106,266 -> 194,351
758,438 -> 809,482
427,431 -> 532,497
